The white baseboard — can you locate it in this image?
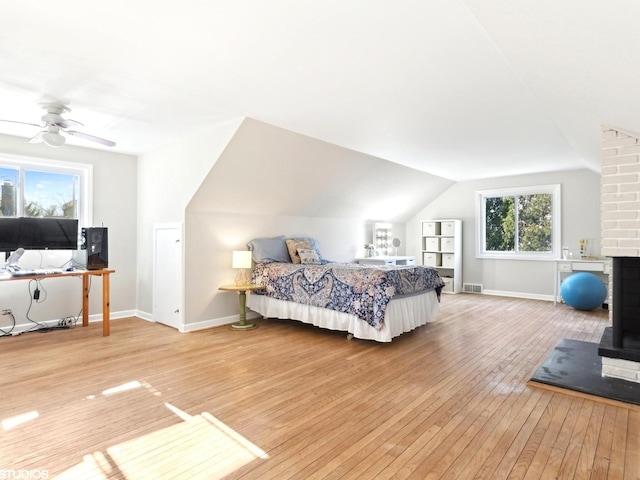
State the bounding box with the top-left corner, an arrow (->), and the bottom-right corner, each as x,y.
2,309 -> 139,336
133,309 -> 260,333
135,310 -> 153,322
110,309 -> 138,320
1,308 -> 263,336
481,289 -> 554,302
181,312 -> 260,333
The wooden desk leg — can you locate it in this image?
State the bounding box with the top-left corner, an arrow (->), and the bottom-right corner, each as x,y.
82,273 -> 89,327
103,272 -> 111,336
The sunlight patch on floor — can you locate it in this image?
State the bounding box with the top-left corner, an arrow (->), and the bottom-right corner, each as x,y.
2,410 -> 39,430
101,380 -> 143,396
54,403 -> 268,479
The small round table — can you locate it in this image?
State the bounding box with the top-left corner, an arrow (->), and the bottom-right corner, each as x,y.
218,284 -> 265,330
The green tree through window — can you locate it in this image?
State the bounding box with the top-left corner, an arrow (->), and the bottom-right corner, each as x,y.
518,194 -> 552,252
485,196 -> 515,251
477,185 -> 560,258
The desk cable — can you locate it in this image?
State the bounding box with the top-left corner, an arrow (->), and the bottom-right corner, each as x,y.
0,310 -> 15,337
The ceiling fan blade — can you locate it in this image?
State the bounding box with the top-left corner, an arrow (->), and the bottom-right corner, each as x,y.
66,130 -> 116,147
28,131 -> 45,144
54,118 -> 83,129
0,118 -> 43,128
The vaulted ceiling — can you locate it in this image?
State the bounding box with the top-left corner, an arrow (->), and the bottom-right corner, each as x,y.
0,1 -> 637,181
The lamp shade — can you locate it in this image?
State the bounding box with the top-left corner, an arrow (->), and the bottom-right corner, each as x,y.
232,250 -> 252,269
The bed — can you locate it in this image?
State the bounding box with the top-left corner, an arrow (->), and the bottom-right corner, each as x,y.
244,236 -> 445,342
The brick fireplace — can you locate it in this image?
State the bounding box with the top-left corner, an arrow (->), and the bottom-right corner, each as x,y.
599,127 -> 640,382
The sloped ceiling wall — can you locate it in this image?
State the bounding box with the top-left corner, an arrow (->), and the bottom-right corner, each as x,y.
188,118 -> 453,223
1,2 -> 640,183
463,0 -> 640,165
184,118 -> 454,324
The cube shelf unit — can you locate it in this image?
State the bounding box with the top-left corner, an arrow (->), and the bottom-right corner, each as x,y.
421,219 -> 462,293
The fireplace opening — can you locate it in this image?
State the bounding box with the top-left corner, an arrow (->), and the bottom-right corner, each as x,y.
598,257 -> 640,363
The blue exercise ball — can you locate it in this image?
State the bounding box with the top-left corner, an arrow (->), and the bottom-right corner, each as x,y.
560,272 -> 607,310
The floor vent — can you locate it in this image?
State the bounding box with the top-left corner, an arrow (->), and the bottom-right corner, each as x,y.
463,283 -> 483,294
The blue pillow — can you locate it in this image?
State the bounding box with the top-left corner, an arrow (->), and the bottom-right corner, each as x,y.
246,236 -> 292,263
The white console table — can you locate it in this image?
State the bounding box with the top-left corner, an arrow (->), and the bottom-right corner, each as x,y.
554,259 -> 610,305
355,255 -> 416,266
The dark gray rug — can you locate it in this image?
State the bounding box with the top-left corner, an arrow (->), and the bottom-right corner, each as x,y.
530,338 -> 640,406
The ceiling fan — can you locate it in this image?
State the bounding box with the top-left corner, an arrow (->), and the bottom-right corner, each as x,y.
0,103 -> 116,148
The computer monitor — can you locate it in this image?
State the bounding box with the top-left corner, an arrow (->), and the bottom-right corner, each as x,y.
18,217 -> 78,250
0,218 -> 21,251
0,217 -> 78,251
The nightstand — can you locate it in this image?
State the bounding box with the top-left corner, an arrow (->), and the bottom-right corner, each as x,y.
218,284 -> 265,330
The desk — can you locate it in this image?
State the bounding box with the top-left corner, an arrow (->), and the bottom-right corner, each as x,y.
554,259 -> 610,305
354,256 -> 416,266
218,284 -> 265,330
0,269 -> 115,336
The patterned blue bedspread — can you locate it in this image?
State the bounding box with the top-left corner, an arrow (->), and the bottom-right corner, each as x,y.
251,262 -> 445,330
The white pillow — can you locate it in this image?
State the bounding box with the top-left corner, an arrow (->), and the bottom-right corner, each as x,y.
297,248 -> 321,265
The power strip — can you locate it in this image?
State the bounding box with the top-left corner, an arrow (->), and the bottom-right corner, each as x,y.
57,318 -> 74,328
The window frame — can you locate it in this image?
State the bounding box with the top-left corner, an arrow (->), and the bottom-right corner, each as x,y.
475,184 -> 561,260
0,153 -> 93,227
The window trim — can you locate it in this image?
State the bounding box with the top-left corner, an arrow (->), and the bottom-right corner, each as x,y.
475,184 -> 561,260
0,153 -> 93,227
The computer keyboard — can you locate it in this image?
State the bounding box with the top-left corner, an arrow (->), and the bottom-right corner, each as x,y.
8,267 -> 64,277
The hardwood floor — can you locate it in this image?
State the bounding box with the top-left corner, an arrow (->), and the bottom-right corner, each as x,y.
2,294 -> 638,479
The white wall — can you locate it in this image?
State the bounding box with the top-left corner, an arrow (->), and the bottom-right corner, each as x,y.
186,118 -> 453,222
0,123 -> 599,331
136,118 -> 244,318
0,133 -> 138,329
407,168 -> 602,299
1,122 -> 598,333
182,118 -> 452,327
184,211 -> 367,328
135,117 -> 451,328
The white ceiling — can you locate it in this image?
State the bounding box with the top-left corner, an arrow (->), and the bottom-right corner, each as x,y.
0,1 -> 637,181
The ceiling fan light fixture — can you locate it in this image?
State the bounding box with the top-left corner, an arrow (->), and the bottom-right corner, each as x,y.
1,102 -> 115,148
42,131 -> 65,147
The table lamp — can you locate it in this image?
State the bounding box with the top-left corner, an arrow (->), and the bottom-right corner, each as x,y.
232,250 -> 252,286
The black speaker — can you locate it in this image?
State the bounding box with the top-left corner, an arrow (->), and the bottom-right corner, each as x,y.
81,227 -> 108,270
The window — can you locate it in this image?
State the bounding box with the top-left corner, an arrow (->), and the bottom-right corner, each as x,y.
476,184 -> 561,259
0,154 -> 92,226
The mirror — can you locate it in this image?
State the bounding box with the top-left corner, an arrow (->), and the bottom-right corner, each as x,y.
392,238 -> 401,255
373,223 -> 392,255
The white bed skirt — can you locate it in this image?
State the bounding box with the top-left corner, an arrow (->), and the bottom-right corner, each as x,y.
246,290 -> 441,342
